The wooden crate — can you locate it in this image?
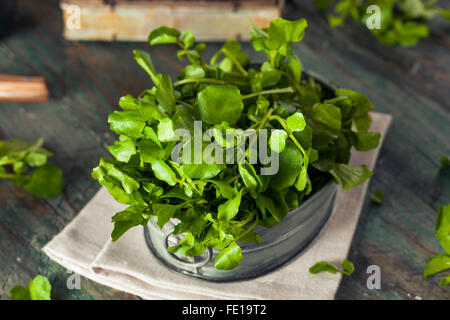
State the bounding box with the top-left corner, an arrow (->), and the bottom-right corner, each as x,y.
60,0 -> 283,41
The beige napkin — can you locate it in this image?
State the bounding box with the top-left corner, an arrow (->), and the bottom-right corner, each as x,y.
43,112 -> 392,300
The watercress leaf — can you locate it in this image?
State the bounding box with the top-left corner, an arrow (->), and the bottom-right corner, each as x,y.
435,204 -> 450,255
218,189 -> 243,220
182,30 -> 195,48
10,286 -> 30,300
155,74 -> 175,115
349,130 -> 381,151
270,140 -> 303,190
309,261 -> 339,274
108,140 -> 136,162
111,206 -> 145,241
183,163 -> 226,180
148,26 -> 181,45
266,18 -> 308,50
312,103 -> 342,133
287,112 -> 306,132
330,163 -> 373,190
424,254 -> 450,278
341,258 -> 355,275
287,56 -> 302,83
256,191 -> 289,222
208,180 -> 237,199
151,160 -> 177,186
108,111 -> 146,137
269,129 -> 288,153
441,156 -> 450,167
238,161 -> 262,195
370,190 -> 385,205
440,275 -> 450,287
178,64 -> 205,80
153,203 -> 180,229
138,139 -> 164,163
23,165 -> 63,198
157,118 -> 175,142
214,241 -> 243,270
133,50 -> 158,84
28,275 -> 52,300
197,85 -> 244,125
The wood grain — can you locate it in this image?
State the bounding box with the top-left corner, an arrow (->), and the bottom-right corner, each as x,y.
0,0 -> 448,300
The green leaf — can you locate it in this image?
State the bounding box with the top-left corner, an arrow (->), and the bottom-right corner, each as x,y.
309,258 -> 354,276
133,50 -> 158,84
108,140 -> 136,162
238,161 -> 262,195
23,165 -> 63,198
108,111 -> 146,137
178,64 -> 205,80
287,56 -> 302,83
28,275 -> 52,300
153,204 -> 180,229
424,254 -> 450,278
435,204 -> 450,255
440,275 -> 450,287
269,129 -> 288,153
350,130 -> 381,151
111,206 -> 146,241
151,160 -> 177,186
214,242 -> 243,270
138,139 -> 164,163
330,163 -> 373,190
208,180 -> 237,199
312,103 -> 342,133
182,30 -> 196,48
370,190 -> 385,205
157,118 -> 175,142
287,112 -> 306,132
155,74 -> 175,115
197,85 -> 244,125
256,191 -> 289,222
148,26 -> 181,45
218,189 -> 243,220
266,18 -> 308,50
441,156 -> 450,167
270,140 -> 303,190
10,286 -> 30,300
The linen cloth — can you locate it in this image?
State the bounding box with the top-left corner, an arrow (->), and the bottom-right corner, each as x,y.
43,112 -> 392,300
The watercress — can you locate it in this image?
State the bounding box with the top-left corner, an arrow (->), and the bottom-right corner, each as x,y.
0,138 -> 63,198
10,275 -> 52,300
93,18 -> 380,270
314,0 -> 450,47
309,258 -> 355,276
424,204 -> 450,286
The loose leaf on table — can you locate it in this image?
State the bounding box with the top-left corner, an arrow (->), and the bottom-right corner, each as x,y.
10,275 -> 52,300
370,190 -> 385,205
309,258 -> 355,276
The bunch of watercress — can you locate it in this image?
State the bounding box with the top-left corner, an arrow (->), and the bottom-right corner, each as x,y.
314,0 -> 450,47
92,18 -> 380,270
0,138 -> 63,198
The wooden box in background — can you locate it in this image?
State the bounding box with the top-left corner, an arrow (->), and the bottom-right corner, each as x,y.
60,0 -> 283,41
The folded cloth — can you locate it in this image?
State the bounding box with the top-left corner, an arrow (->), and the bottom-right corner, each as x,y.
43,112 -> 392,300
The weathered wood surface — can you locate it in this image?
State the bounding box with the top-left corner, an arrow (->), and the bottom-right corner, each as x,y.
0,0 -> 449,300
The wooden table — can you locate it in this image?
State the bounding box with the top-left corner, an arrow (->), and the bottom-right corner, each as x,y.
0,0 -> 449,300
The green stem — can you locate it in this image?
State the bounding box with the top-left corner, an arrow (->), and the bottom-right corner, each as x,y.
0,173 -> 30,180
175,99 -> 194,109
221,48 -> 248,77
173,78 -> 248,88
241,87 -> 294,100
235,215 -> 259,242
268,114 -> 307,155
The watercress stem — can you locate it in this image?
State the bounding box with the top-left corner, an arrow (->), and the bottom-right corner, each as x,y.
241,87 -> 294,100
221,48 -> 248,77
